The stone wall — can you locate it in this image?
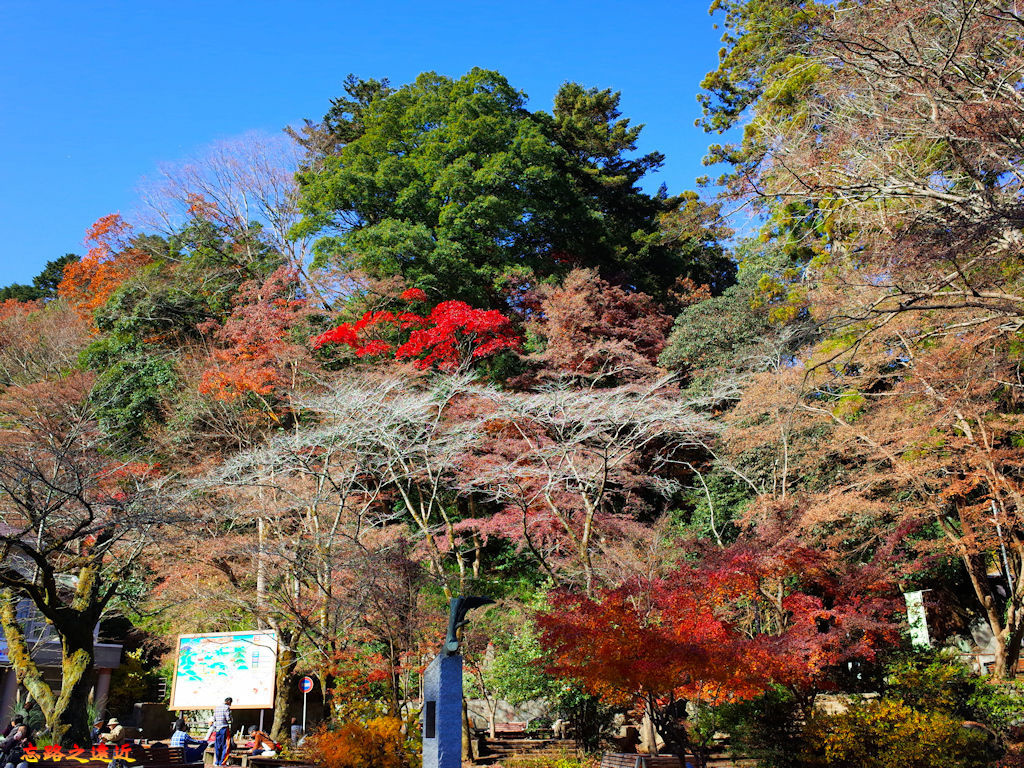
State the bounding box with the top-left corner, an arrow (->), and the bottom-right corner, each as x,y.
465,698 -> 552,730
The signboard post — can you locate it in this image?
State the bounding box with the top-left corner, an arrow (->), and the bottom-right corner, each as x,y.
170,630 -> 278,711
299,676 -> 313,734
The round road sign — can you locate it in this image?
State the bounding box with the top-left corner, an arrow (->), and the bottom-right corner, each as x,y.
299,676 -> 314,693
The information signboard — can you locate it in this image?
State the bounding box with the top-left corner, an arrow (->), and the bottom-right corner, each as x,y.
170,630 -> 278,710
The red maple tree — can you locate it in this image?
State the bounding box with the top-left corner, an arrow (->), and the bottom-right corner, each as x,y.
536,545 -> 897,766
311,291 -> 521,372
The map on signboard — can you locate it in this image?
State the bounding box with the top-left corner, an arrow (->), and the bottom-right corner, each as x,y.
170,630 -> 277,710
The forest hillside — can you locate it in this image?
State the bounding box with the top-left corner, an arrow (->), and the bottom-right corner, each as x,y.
1,3 -> 1023,767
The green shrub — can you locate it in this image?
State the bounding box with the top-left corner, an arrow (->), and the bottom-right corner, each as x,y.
526,717 -> 553,737
107,648 -> 158,718
884,653 -> 979,718
716,686 -> 805,768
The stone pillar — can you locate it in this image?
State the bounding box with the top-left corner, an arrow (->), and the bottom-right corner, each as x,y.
422,654 -> 462,768
0,668 -> 18,724
93,669 -> 112,716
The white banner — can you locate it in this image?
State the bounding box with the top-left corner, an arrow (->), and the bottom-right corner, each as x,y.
904,590 -> 931,649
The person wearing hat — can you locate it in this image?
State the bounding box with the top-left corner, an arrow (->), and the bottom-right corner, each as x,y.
99,719 -> 124,745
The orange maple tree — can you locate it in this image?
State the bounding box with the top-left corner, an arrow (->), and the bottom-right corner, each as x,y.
58,214 -> 151,320
198,266 -> 309,408
306,718 -> 411,768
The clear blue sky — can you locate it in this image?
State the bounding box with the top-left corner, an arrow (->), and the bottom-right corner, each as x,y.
0,1 -> 728,286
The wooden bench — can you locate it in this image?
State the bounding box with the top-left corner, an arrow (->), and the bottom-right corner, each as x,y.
492,721 -> 528,738
203,746 -> 251,767
600,753 -> 684,768
145,744 -> 195,767
243,757 -> 316,768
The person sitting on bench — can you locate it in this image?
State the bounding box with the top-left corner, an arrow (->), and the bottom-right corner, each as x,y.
170,719 -> 208,762
247,730 -> 278,756
99,719 -> 124,745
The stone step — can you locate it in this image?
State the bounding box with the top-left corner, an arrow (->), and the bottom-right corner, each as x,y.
478,737 -> 578,762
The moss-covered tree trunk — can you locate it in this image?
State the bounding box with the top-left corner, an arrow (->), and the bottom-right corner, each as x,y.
0,592 -> 96,747
269,629 -> 298,743
0,386 -> 153,751
52,619 -> 96,747
0,591 -> 56,717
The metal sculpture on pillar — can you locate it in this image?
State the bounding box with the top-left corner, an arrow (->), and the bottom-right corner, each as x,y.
422,596 -> 494,768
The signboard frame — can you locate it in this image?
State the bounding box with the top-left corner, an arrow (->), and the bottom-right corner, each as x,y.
169,630 -> 278,711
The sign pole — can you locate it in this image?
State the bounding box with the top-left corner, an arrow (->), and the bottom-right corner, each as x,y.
299,677 -> 313,736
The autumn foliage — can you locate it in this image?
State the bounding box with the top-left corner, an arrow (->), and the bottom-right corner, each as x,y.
306,719 -> 414,768
325,649 -> 394,720
198,266 -> 309,403
58,214 -> 151,319
6,19 -> 1024,760
537,545 -> 898,755
528,268 -> 672,383
311,291 -> 521,371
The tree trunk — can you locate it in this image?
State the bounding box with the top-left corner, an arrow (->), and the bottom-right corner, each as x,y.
462,697 -> 474,763
641,697 -> 658,756
962,549 -> 1021,679
646,695 -> 694,765
52,621 -> 96,747
387,649 -> 402,717
269,635 -> 297,743
468,666 -> 496,739
256,517 -> 267,625
0,593 -> 97,746
0,592 -> 55,718
1002,620 -> 1024,678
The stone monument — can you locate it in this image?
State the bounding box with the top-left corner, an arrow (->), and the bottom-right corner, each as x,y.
422,596 -> 494,768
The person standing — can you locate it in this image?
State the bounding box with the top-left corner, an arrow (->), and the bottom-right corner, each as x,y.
212,698 -> 232,766
289,718 -> 302,747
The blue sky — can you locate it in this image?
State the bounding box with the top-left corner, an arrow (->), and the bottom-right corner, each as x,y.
0,1 -> 729,285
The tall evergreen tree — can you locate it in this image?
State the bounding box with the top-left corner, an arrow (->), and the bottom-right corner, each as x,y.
293,68 -> 732,306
